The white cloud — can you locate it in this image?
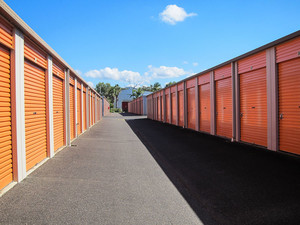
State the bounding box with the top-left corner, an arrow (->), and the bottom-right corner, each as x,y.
147,65 -> 191,79
84,67 -> 144,86
193,62 -> 199,67
84,65 -> 191,87
159,5 -> 197,25
87,81 -> 94,88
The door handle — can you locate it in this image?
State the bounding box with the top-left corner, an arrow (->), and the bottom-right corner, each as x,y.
280,114 -> 283,120
240,113 -> 243,118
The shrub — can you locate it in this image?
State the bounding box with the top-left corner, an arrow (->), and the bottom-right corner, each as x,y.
110,108 -> 122,113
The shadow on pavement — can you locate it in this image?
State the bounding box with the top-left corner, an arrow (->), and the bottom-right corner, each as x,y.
119,112 -> 139,117
125,117 -> 300,225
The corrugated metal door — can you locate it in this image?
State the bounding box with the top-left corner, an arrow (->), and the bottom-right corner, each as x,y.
83,89 -> 86,131
215,78 -> 232,138
0,17 -> 13,49
89,92 -> 92,126
187,87 -> 195,130
24,61 -> 47,170
199,83 -> 210,133
93,95 -> 95,124
278,57 -> 300,155
240,68 -> 267,146
161,94 -> 164,121
77,88 -> 82,135
69,83 -> 75,140
178,90 -> 184,127
165,94 -> 170,123
157,96 -> 160,119
0,45 -> 13,190
171,93 -> 176,125
52,75 -> 64,151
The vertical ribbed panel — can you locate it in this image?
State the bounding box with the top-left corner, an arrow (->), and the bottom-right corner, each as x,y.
52,75 -> 64,151
187,87 -> 195,130
240,68 -> 267,147
199,83 -> 210,133
171,93 -> 176,125
77,88 -> 82,135
69,84 -> 75,140
178,90 -> 184,127
0,45 -> 12,189
216,77 -> 232,138
24,61 -> 47,171
278,58 -> 300,155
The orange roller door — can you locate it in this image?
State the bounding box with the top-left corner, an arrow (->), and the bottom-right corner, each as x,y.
178,90 -> 184,127
89,93 -> 92,126
0,45 -> 13,190
92,95 -> 95,124
240,68 -> 267,146
171,93 -> 176,125
154,98 -> 157,119
24,61 -> 47,171
69,83 -> 75,140
199,83 -> 210,133
278,58 -> 300,155
187,87 -> 196,130
83,90 -> 87,131
165,94 -> 170,123
157,97 -> 161,120
53,75 -> 64,151
215,78 -> 232,138
161,94 -> 164,121
77,88 -> 82,135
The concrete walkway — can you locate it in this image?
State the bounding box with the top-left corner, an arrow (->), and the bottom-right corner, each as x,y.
0,114 -> 202,225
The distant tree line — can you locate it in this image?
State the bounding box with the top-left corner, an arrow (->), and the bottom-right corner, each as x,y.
95,81 -> 177,105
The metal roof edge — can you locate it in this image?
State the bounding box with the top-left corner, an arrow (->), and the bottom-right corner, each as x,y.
147,30 -> 300,96
0,0 -> 101,97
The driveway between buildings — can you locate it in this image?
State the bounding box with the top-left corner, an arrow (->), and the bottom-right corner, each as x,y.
0,113 -> 202,225
125,113 -> 300,225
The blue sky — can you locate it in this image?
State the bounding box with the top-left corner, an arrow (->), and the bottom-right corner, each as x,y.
6,0 -> 300,88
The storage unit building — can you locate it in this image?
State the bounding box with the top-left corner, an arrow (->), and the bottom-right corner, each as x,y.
128,96 -> 147,115
146,30 -> 300,158
0,2 -> 104,192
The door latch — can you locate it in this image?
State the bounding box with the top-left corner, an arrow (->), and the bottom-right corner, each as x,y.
279,114 -> 283,120
240,113 -> 243,118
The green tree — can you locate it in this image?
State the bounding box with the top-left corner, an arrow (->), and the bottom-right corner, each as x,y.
152,82 -> 162,92
95,82 -> 122,106
110,84 -> 122,107
96,82 -> 112,98
130,88 -> 144,99
165,81 -> 176,88
141,82 -> 161,92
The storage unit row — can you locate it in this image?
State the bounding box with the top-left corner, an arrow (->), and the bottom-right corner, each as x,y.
147,31 -> 300,157
0,3 -> 109,191
128,96 -> 147,115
